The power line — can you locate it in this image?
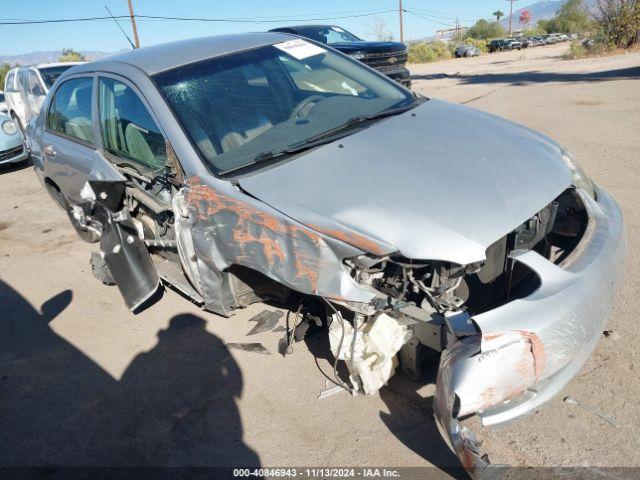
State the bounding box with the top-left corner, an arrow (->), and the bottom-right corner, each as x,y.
0,9 -> 399,26
403,6 -> 480,21
105,6 -> 135,49
403,9 -> 455,27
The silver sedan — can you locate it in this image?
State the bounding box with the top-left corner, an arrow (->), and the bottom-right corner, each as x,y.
27,33 -> 625,477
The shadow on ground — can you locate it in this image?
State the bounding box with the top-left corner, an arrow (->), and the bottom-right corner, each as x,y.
0,279 -> 259,472
411,65 -> 640,86
0,157 -> 32,175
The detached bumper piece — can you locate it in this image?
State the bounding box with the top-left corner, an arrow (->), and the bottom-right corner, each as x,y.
434,188 -> 625,478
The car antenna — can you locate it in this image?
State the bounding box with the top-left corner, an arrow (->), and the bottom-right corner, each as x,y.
105,5 -> 136,50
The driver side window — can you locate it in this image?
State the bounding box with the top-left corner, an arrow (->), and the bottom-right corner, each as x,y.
98,77 -> 166,171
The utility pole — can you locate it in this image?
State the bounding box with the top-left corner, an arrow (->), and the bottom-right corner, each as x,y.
127,0 -> 140,48
506,0 -> 518,36
399,0 -> 404,43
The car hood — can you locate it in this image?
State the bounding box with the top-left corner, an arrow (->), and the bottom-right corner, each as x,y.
330,41 -> 406,53
238,99 -> 574,265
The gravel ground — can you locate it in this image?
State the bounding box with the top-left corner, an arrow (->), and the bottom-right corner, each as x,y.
0,42 -> 638,477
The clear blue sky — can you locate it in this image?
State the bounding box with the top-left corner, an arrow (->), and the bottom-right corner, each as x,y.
0,0 -> 539,55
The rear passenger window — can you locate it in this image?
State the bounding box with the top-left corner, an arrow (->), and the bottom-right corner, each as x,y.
98,77 -> 166,171
47,77 -> 94,144
5,72 -> 15,92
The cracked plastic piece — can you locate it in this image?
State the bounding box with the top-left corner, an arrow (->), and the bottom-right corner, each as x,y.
329,312 -> 411,394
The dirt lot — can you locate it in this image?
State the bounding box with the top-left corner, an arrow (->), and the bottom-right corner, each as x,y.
1,43 -> 639,477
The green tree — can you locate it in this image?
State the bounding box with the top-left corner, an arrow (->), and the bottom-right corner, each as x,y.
538,0 -> 592,33
493,10 -> 505,22
0,63 -> 11,89
465,19 -> 506,40
58,48 -> 86,62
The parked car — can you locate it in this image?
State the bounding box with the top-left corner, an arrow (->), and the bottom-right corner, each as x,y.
0,91 -> 8,115
455,44 -> 481,58
506,38 -> 524,50
4,63 -> 83,132
488,39 -> 510,52
269,25 -> 411,88
0,114 -> 28,166
28,33 -> 625,476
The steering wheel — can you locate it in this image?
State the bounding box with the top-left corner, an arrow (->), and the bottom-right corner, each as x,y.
289,95 -> 324,120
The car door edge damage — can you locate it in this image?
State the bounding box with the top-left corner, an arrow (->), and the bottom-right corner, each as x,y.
28,34 -> 626,478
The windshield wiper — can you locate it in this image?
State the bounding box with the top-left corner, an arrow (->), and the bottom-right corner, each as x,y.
220,99 -> 424,176
303,100 -> 422,145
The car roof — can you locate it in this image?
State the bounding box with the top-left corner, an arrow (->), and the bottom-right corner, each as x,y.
36,62 -> 84,68
69,32 -> 293,77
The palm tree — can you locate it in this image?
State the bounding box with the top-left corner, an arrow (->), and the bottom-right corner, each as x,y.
493,10 -> 505,22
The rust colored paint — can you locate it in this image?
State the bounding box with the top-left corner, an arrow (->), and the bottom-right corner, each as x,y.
518,330 -> 546,381
481,332 -> 503,341
186,177 -> 325,293
307,224 -> 390,256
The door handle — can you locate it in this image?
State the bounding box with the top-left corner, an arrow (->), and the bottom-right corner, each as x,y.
43,145 -> 57,157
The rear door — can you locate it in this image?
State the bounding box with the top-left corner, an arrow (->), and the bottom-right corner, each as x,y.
42,75 -> 123,203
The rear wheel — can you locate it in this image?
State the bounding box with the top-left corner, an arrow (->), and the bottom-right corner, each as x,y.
45,179 -> 100,243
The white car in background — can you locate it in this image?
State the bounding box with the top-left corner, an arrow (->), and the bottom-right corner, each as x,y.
4,62 -> 83,132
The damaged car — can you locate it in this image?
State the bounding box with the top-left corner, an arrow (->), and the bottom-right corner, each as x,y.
28,33 -> 625,476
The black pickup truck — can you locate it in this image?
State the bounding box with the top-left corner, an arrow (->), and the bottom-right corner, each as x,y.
269,25 -> 411,88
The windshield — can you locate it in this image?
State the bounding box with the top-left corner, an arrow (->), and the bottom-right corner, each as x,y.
38,65 -> 76,88
293,26 -> 362,44
154,40 -> 414,174
0,93 -> 4,102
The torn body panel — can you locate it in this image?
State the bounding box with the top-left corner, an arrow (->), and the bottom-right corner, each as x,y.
181,176 -> 379,315
89,181 -> 161,311
434,188 -> 625,476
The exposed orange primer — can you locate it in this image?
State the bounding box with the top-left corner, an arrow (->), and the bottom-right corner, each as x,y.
517,330 -> 546,382
186,176 -> 324,292
481,333 -> 504,341
307,224 -> 390,256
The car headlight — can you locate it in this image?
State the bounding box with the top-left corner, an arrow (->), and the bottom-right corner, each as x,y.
561,150 -> 596,199
2,119 -> 18,136
350,52 -> 366,60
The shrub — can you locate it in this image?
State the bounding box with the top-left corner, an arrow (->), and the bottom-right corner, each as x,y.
596,0 -> 640,48
407,41 -> 452,63
564,40 -> 588,58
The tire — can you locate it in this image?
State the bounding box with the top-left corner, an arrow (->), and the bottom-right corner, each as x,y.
45,180 -> 100,243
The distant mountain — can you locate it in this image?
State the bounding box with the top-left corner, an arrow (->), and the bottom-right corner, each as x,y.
0,50 -> 124,66
500,0 -> 598,30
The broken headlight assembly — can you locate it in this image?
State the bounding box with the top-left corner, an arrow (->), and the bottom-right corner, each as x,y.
345,254 -> 478,313
561,150 -> 596,200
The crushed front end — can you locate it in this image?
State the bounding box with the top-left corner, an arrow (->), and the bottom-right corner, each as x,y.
327,186 -> 625,477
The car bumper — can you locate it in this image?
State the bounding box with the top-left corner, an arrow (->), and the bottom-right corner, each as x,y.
0,143 -> 28,165
385,67 -> 411,88
434,186 -> 625,476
